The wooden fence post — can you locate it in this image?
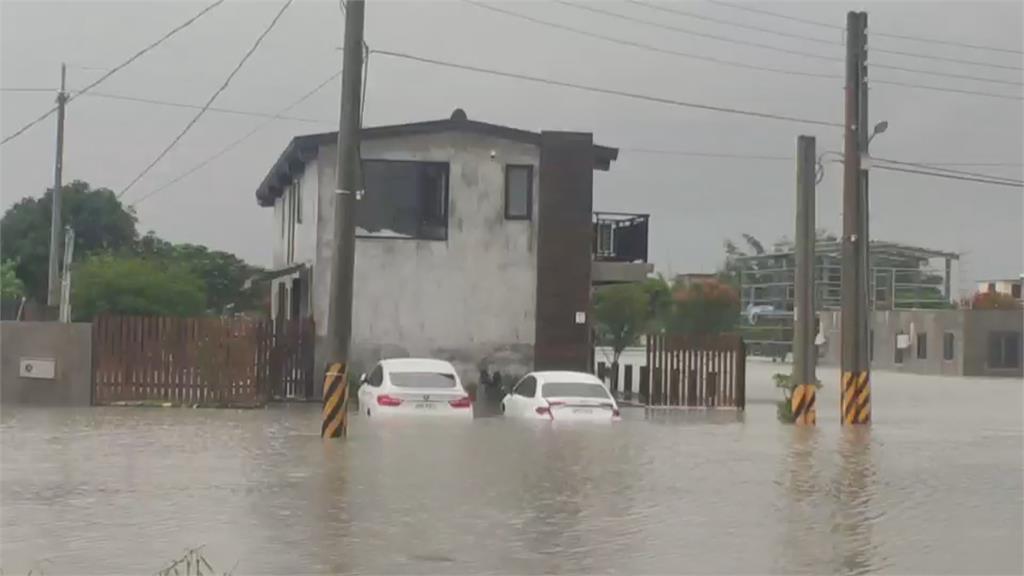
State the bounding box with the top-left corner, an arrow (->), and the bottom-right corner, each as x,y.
639,366 -> 649,405
623,364 -> 633,401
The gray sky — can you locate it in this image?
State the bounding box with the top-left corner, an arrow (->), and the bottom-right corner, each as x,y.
2,0 -> 1021,292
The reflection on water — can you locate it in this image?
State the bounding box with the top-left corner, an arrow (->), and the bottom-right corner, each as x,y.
1,364 -> 1021,575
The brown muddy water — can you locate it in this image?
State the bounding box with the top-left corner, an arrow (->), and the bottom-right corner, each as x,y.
1,362 -> 1021,574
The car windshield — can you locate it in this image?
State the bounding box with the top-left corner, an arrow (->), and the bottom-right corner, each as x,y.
389,371 -> 457,388
542,382 -> 610,399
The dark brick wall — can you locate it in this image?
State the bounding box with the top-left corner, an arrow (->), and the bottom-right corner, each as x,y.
534,132 -> 594,371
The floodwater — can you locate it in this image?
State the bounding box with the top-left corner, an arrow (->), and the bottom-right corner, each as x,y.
2,362 -> 1021,575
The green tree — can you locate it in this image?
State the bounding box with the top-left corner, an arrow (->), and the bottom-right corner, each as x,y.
71,255 -> 206,321
594,283 -> 651,369
640,275 -> 672,332
669,278 -> 740,336
1,260 -> 26,299
1,181 -> 137,301
130,232 -> 263,313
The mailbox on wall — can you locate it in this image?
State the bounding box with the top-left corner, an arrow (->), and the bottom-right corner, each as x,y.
19,358 -> 56,380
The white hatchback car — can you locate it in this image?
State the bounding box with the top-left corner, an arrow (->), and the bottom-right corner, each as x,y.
358,358 -> 473,419
501,371 -> 621,422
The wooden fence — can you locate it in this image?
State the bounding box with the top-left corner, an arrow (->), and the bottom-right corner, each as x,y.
646,334 -> 746,410
269,317 -> 315,400
92,315 -> 314,407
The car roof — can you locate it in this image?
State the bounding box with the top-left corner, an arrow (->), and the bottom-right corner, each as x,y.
380,358 -> 457,373
531,371 -> 603,385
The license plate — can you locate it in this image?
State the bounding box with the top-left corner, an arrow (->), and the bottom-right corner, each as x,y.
572,408 -> 593,414
414,403 -> 437,410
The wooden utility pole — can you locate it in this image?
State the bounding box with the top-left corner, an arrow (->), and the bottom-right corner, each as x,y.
792,135 -> 817,426
322,0 -> 365,439
46,63 -> 68,308
841,12 -> 871,425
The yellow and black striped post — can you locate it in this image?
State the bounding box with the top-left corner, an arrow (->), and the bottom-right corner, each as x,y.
791,384 -> 817,426
841,371 -> 870,425
321,363 -> 349,439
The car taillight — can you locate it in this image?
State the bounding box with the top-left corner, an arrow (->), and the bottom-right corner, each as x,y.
612,408 -> 621,417
377,394 -> 402,407
535,406 -> 550,415
449,396 -> 472,408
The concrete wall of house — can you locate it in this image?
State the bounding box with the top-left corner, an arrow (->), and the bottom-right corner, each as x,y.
963,309 -> 1023,377
311,131 -> 540,385
270,160 -> 319,322
1,322 -> 92,406
818,309 -> 966,376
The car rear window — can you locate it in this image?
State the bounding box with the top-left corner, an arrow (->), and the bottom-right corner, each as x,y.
541,382 -> 610,399
389,371 -> 457,388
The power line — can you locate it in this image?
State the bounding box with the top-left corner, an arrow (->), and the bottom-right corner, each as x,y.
77,91 -> 331,124
132,68 -> 342,207
871,62 -> 1022,88
119,0 -> 294,199
625,0 -> 839,47
566,0 -> 1021,87
371,48 -> 843,128
554,0 -> 836,63
869,78 -> 1022,101
873,164 -> 1024,188
465,1 -> 1022,101
873,157 -> 1024,184
0,88 -> 56,93
708,0 -> 1024,56
1,0 -> 226,147
462,0 -> 840,80
635,0 -> 1022,72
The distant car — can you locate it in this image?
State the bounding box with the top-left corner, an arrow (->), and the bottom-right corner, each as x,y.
358,358 -> 473,419
501,371 -> 621,422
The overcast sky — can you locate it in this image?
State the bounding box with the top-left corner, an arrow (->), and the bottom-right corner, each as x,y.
2,0 -> 1021,292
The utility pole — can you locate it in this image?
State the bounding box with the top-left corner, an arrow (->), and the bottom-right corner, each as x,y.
46,63 -> 68,309
321,0 -> 364,439
841,11 -> 871,425
792,135 -> 817,426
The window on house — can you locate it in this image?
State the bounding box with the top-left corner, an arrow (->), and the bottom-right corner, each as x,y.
894,339 -> 904,364
987,282 -> 996,293
505,164 -> 532,220
1012,283 -> 1022,299
294,181 -> 302,224
917,333 -> 928,360
596,222 -> 613,256
358,160 -> 449,240
943,332 -> 955,361
988,331 -> 1021,369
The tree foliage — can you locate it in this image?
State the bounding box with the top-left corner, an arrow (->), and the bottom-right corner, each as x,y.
669,278 -> 740,336
971,291 -> 1022,310
131,232 -> 263,313
71,255 -> 206,321
0,181 -> 137,301
594,283 -> 651,365
1,260 -> 25,299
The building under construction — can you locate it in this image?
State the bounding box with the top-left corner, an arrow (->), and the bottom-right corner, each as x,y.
735,240 -> 959,359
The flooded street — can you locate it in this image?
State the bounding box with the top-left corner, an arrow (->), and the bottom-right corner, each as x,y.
2,362 -> 1021,575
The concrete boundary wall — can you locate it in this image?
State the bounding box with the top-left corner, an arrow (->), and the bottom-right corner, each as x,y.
1,321 -> 92,406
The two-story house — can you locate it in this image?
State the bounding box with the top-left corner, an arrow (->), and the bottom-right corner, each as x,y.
254,109 -> 650,388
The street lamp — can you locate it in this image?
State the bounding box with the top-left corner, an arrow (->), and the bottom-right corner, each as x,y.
868,120 -> 888,144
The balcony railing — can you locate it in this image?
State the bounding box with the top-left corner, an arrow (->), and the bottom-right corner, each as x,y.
593,212 -> 649,263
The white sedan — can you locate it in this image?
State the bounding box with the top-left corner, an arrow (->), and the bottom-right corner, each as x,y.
501,371 -> 621,422
358,358 -> 473,419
